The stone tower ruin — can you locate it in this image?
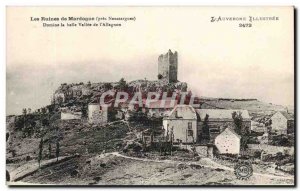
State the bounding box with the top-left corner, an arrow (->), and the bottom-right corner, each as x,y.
158,49 -> 178,83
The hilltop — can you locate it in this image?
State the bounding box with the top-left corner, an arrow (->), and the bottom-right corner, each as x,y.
200,97 -> 289,112
52,79 -> 188,109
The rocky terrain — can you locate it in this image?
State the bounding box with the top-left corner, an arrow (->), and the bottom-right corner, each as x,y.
14,153 -> 294,186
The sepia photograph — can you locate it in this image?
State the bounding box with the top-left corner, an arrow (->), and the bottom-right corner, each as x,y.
6,6 -> 295,186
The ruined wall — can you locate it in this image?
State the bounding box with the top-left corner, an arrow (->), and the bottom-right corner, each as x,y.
158,50 -> 178,83
61,111 -> 82,120
169,51 -> 178,82
53,93 -> 65,104
88,104 -> 108,125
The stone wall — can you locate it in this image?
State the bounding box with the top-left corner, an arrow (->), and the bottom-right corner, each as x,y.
88,104 -> 108,125
61,111 -> 82,120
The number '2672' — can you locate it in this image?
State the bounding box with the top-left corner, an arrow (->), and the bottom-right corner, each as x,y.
239,23 -> 252,27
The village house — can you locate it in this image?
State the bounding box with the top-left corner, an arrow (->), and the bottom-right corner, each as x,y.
163,106 -> 251,145
214,127 -> 241,155
163,105 -> 198,143
195,109 -> 251,142
270,111 -> 294,134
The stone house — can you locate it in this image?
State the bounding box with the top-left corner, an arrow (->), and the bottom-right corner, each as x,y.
163,106 -> 251,145
271,111 -> 294,134
163,105 -> 198,143
214,127 -> 241,154
195,109 -> 251,143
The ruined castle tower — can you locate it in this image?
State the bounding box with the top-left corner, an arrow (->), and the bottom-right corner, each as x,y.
158,49 -> 178,83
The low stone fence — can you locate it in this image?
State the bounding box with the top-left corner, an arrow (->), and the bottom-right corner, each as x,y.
247,144 -> 294,156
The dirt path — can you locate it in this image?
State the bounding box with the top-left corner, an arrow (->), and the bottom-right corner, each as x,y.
8,155 -> 78,183
109,152 -> 294,181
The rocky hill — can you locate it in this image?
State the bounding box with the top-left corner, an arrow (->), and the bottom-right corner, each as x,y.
52,79 -> 188,107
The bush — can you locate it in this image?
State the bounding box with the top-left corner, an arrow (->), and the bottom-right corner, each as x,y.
158,74 -> 163,80
128,111 -> 149,123
269,134 -> 294,146
254,151 -> 262,158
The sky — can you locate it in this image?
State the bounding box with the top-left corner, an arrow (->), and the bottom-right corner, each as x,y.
6,7 -> 294,115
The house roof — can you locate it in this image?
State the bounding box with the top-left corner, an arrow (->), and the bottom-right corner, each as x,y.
144,98 -> 177,109
166,105 -> 197,120
225,127 -> 241,139
278,111 -> 294,120
216,127 -> 241,140
195,109 -> 250,121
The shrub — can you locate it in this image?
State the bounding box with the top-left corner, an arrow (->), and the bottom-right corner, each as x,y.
254,150 -> 262,158
157,74 -> 163,80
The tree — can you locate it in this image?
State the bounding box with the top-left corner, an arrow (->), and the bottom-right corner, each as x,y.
87,81 -> 91,87
117,78 -> 128,91
107,108 -> 118,122
232,111 -> 243,135
42,118 -> 49,127
22,108 -> 27,129
201,114 -> 210,143
232,111 -> 249,151
158,74 -> 163,80
48,143 -> 52,159
6,132 -> 9,142
81,104 -> 88,118
104,83 -> 113,90
170,127 -> 174,156
22,108 -> 27,116
56,140 -> 60,162
41,107 -> 47,114
56,96 -> 64,105
38,137 -> 44,168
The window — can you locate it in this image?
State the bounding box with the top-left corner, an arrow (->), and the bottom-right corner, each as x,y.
175,110 -> 182,118
188,129 -> 193,136
188,122 -> 192,130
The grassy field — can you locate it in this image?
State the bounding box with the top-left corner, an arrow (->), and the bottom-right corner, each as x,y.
6,119 -> 130,166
